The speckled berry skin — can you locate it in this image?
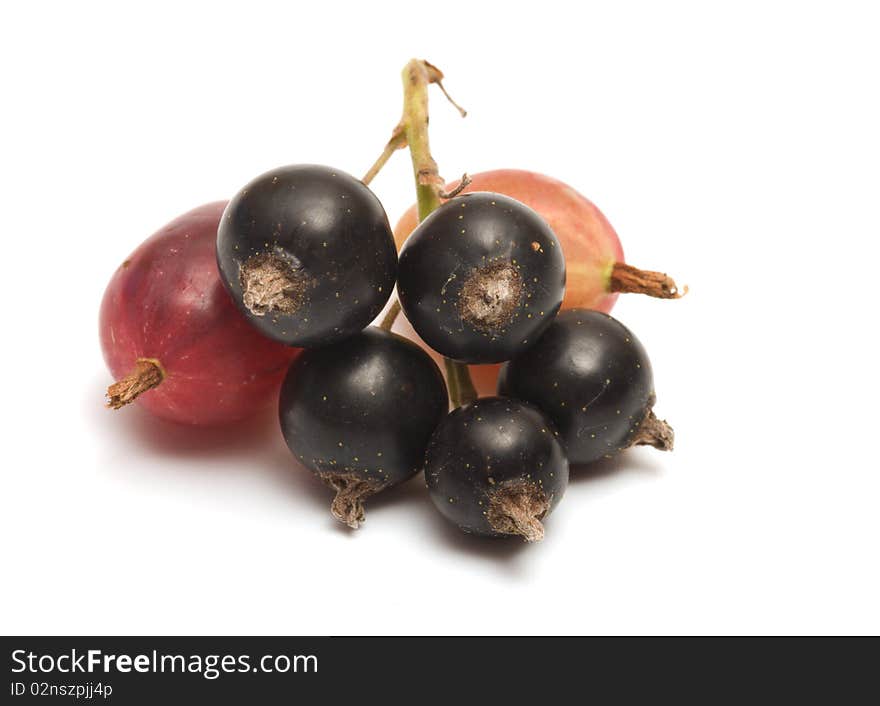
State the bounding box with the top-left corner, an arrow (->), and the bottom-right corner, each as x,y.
498,309 -> 657,465
99,202 -> 299,425
395,170 -> 624,314
279,327 -> 448,493
217,164 -> 397,347
397,193 -> 566,364
425,397 -> 568,537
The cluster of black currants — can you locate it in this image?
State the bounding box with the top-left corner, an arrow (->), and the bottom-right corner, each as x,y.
216,164 -> 673,540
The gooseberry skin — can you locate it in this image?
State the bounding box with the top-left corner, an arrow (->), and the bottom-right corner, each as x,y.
397,192 -> 566,364
216,165 -> 397,348
99,202 -> 299,425
498,309 -> 671,466
394,169 -> 623,313
425,397 -> 568,540
278,327 -> 448,528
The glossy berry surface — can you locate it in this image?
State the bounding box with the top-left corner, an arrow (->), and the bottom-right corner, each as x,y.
217,164 -> 397,347
395,169 -> 623,314
279,327 -> 448,528
498,309 -> 673,466
397,192 -> 565,364
394,170 -> 684,396
100,202 -> 299,425
425,397 -> 568,541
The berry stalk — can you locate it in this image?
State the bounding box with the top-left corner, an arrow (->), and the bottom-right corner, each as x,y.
362,61 -> 469,350
379,299 -> 401,331
608,262 -> 686,299
443,358 -> 477,409
106,358 -> 164,410
397,60 -> 475,408
399,60 -> 445,220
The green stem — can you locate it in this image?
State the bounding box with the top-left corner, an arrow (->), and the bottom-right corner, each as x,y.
399,59 -> 476,408
444,358 -> 477,408
400,60 -> 444,221
362,129 -> 405,186
443,358 -> 460,409
379,299 -> 401,331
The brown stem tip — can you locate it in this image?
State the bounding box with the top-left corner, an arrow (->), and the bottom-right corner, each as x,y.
421,59 -> 468,117
632,409 -> 675,451
240,253 -> 309,317
487,481 -> 550,543
320,473 -> 384,530
609,262 -> 687,299
106,358 -> 164,410
439,173 -> 472,199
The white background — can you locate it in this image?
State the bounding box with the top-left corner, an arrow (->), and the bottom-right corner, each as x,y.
2,1 -> 878,636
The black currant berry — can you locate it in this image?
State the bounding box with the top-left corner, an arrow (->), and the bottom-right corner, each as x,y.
397,192 -> 566,364
425,397 -> 568,541
498,309 -> 674,466
279,327 -> 448,528
217,164 -> 397,347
